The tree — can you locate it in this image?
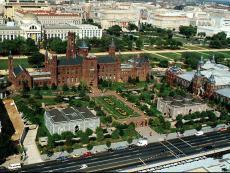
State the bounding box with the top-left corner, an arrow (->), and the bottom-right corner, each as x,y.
87,143 -> 94,151
28,52 -> 45,67
51,83 -> 57,90
182,52 -> 201,69
159,59 -> 169,68
96,127 -> 104,141
107,25 -> 122,36
62,84 -> 69,91
106,140 -> 111,149
34,90 -> 42,99
48,37 -> 67,54
127,23 -> 138,32
111,129 -> 120,139
81,133 -> 89,144
195,124 -> 202,131
85,128 -> 93,136
127,138 -> 133,145
179,25 -> 197,39
135,38 -> 143,50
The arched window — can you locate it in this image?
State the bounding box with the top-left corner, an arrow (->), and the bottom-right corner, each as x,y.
29,25 -> 37,30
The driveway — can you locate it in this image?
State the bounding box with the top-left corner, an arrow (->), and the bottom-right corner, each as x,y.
23,126 -> 43,165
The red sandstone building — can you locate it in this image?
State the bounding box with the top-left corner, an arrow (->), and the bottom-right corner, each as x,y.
8,32 -> 150,90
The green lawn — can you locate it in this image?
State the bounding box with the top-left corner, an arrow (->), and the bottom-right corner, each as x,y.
158,52 -> 182,61
95,96 -> 139,120
0,59 -> 31,70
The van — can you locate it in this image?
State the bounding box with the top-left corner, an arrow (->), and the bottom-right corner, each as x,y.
136,139 -> 148,147
8,163 -> 21,170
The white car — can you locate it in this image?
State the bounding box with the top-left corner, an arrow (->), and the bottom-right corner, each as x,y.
136,139 -> 148,147
80,164 -> 88,169
195,131 -> 204,136
8,163 -> 21,170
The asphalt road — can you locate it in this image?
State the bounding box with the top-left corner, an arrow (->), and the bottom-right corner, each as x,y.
18,129 -> 230,172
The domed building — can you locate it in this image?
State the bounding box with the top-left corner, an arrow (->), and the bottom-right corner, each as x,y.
19,13 -> 42,42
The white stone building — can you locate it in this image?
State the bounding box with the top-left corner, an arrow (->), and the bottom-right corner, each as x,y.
0,13 -> 102,42
44,107 -> 100,135
157,95 -> 208,120
147,9 -> 190,31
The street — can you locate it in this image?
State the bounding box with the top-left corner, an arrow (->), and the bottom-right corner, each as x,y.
19,129 -> 230,172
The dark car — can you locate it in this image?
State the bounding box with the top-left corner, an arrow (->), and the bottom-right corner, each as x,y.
56,156 -> 67,161
108,148 -> 114,153
203,145 -> 213,151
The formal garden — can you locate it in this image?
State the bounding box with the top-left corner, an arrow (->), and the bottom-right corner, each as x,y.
11,83 -> 140,156
95,96 -> 139,120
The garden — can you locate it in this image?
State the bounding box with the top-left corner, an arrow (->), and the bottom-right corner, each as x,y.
95,96 -> 139,120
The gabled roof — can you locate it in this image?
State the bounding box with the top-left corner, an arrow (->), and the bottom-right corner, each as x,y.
13,65 -> 25,77
97,56 -> 116,64
58,56 -> 83,66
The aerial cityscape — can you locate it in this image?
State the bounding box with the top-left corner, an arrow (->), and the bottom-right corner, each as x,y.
0,0 -> 229,172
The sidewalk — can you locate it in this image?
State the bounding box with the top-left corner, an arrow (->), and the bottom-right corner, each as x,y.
23,127 -> 43,165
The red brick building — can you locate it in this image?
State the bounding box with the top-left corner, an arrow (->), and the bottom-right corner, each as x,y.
8,32 -> 150,90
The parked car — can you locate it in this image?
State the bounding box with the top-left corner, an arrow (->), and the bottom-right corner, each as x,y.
83,152 -> 92,158
203,145 -> 213,151
8,163 -> 21,170
195,131 -> 204,136
56,156 -> 67,161
108,148 -> 114,153
136,139 -> 148,147
219,127 -> 227,132
80,164 -> 88,169
71,154 -> 80,158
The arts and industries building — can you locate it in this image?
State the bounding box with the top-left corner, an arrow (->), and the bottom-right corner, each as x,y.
8,32 -> 150,90
166,57 -> 230,103
44,107 -> 100,135
157,95 -> 208,120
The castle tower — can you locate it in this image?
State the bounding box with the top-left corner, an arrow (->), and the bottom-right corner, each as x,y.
109,38 -> 116,56
82,55 -> 98,87
198,56 -> 204,68
78,40 -> 89,57
66,32 -> 76,59
192,65 -> 203,96
8,50 -> 13,81
205,74 -> 216,98
50,54 -> 58,86
45,47 -> 49,69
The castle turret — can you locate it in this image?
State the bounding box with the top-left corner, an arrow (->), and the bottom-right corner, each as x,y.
78,40 -> 89,57
66,32 -> 76,59
192,65 -> 203,96
109,38 -> 116,57
205,74 -> 216,98
50,54 -> 58,86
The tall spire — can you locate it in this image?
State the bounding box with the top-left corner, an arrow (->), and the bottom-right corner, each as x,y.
195,64 -> 202,77
109,38 -> 116,56
209,74 -> 215,84
110,38 -> 116,49
211,55 -> 215,63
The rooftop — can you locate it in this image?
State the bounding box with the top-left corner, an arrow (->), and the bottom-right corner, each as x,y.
46,107 -> 97,123
97,56 -> 116,64
3,99 -> 24,142
58,56 -> 83,66
215,87 -> 230,99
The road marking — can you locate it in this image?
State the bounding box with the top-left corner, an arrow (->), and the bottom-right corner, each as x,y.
178,137 -> 193,147
159,142 -> 177,158
165,140 -> 186,156
139,158 -> 146,165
